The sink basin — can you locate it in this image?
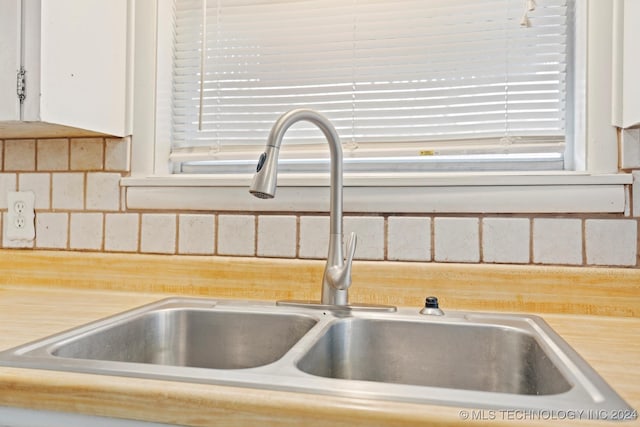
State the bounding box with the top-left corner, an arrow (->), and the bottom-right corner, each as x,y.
0,297 -> 635,420
52,309 -> 317,369
297,318 -> 571,395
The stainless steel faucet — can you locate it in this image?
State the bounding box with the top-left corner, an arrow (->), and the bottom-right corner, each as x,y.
250,109 -> 356,306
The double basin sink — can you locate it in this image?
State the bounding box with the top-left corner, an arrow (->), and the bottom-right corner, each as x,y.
0,297 -> 635,419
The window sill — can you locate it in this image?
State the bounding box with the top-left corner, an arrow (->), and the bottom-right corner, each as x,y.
122,172 -> 632,214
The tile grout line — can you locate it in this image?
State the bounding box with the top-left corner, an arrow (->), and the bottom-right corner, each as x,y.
253,214 -> 259,257
295,215 -> 301,259
430,216 -> 436,262
529,217 -> 534,265
32,139 -> 38,172
174,213 -> 179,255
100,138 -> 106,171
383,215 -> 388,261
101,212 -> 106,252
213,213 -> 219,256
478,215 -> 484,263
637,218 -> 640,267
581,218 -> 587,266
65,211 -> 71,250
136,213 -> 142,254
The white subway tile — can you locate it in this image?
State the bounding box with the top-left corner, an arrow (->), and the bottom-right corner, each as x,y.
35,212 -> 68,249
86,173 -> 121,211
482,218 -> 530,264
299,216 -> 329,259
0,174 -> 17,209
178,214 -> 215,255
105,137 -> 130,172
4,140 -> 35,171
140,214 -> 176,254
217,215 -> 255,256
344,216 -> 385,260
105,213 -> 139,252
387,217 -> 431,261
120,185 -> 127,212
533,218 -> 582,265
2,212 -> 33,248
69,213 -> 103,250
37,139 -> 69,171
18,173 -> 50,209
257,215 -> 297,258
52,173 -> 84,210
70,138 -> 104,170
585,219 -> 638,266
434,217 -> 480,263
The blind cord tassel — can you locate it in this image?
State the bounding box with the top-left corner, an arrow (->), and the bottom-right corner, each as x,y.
520,0 -> 537,27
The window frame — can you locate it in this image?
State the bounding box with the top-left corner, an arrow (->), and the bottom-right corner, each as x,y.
124,0 -> 632,214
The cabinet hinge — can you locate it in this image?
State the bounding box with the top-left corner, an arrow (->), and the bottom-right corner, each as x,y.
17,67 -> 26,104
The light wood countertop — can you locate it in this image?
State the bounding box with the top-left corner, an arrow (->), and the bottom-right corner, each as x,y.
0,251 -> 638,426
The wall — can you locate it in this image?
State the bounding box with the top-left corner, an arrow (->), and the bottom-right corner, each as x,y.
0,136 -> 639,268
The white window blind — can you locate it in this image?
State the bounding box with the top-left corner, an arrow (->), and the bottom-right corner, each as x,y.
170,0 -> 571,173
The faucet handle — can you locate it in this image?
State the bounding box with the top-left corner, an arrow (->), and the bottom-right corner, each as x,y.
329,232 -> 357,291
345,232 -> 357,266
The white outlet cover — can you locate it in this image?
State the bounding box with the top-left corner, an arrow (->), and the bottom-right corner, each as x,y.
7,191 -> 36,241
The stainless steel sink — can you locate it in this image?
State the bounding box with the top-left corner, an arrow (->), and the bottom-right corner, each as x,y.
0,297 -> 635,420
297,318 -> 571,395
52,309 -> 317,369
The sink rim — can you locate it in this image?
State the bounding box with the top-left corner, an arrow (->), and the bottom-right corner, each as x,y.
0,297 -> 635,419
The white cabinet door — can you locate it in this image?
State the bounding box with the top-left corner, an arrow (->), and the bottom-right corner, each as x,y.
614,0 -> 640,168
620,0 -> 640,128
613,0 -> 640,129
0,0 -> 131,137
0,0 -> 21,121
38,0 -> 131,136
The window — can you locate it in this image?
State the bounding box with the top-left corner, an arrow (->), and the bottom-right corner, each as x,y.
126,1 -> 630,213
170,0 -> 571,174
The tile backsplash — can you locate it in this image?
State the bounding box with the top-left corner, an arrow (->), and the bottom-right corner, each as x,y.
1,137 -> 639,268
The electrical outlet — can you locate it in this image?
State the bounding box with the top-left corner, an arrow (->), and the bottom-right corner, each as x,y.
7,191 -> 35,241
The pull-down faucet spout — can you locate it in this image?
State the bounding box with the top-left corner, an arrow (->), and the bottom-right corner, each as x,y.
250,109 -> 356,306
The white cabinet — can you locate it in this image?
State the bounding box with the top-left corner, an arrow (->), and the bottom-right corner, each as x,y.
0,0 -> 131,137
613,0 -> 640,129
0,0 -> 21,121
614,0 -> 640,169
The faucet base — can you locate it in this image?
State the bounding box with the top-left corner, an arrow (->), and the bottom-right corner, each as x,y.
276,300 -> 397,312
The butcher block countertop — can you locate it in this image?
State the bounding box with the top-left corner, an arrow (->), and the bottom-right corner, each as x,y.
0,250 -> 638,426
